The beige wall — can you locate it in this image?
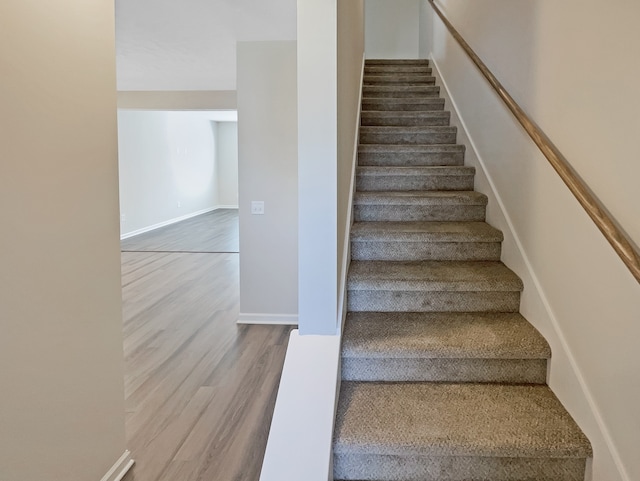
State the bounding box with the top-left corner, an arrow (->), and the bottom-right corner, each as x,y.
117,90 -> 237,110
337,0 -> 365,324
237,41 -> 298,324
420,1 -> 640,480
0,1 -> 128,480
365,0 -> 420,59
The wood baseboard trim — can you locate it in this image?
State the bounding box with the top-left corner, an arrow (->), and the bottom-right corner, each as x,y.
101,450 -> 134,481
237,313 -> 298,325
120,206 -> 236,240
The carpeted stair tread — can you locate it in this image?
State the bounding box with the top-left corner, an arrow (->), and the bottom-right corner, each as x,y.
358,144 -> 464,154
360,125 -> 457,133
350,221 -> 503,261
347,260 -> 523,292
360,125 -> 456,134
353,191 -> 487,222
364,71 -> 433,78
351,221 -> 502,242
342,312 -> 550,359
357,165 -> 473,174
361,110 -> 450,126
365,65 -> 432,74
341,312 -> 549,381
356,166 -> 474,191
362,97 -> 445,111
358,144 -> 465,166
362,85 -> 440,97
364,74 -> 436,84
334,457 -> 587,481
354,190 -> 486,206
357,165 -> 474,177
365,59 -> 430,65
360,126 -> 457,145
334,382 -> 592,458
357,165 -> 474,174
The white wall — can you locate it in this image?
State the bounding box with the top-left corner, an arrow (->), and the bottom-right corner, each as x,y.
0,1 -> 129,480
118,111 -> 239,237
420,2 -> 640,480
216,121 -> 239,207
365,0 -> 420,59
237,41 -> 298,324
297,0 -> 339,334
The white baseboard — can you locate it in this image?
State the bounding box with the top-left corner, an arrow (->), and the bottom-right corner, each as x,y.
430,55 -> 627,481
101,450 -> 134,481
237,313 -> 299,325
120,205 -> 237,240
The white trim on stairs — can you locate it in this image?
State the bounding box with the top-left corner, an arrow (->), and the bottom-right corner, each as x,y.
119,205 -> 238,240
337,52 -> 366,334
237,313 -> 298,325
259,330 -> 341,481
430,56 -> 629,481
100,450 -> 134,481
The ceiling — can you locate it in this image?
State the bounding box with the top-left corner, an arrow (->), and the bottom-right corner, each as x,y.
115,0 -> 297,91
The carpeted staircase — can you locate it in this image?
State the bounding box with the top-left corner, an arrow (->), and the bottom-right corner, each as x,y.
333,59 -> 592,481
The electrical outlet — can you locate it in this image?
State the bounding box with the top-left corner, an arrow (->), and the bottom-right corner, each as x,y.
251,201 -> 265,215
177,201 -> 181,208
120,214 -> 126,222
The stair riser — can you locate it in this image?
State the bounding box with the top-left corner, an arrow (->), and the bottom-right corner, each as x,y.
351,241 -> 502,261
334,454 -> 586,481
362,90 -> 439,100
366,59 -> 430,65
354,205 -> 486,222
361,113 -> 450,127
360,131 -> 457,144
356,174 -> 473,191
347,290 -> 521,312
342,358 -> 547,383
364,85 -> 438,93
362,99 -> 445,111
358,150 -> 464,166
364,66 -> 432,74
364,76 -> 436,85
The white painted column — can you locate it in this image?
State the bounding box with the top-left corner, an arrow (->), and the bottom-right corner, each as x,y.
297,0 -> 339,335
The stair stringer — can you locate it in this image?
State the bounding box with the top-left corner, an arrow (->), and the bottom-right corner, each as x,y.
338,53 -> 366,335
429,56 -> 611,481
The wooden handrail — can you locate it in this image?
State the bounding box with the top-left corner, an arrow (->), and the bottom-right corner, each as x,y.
427,0 -> 640,283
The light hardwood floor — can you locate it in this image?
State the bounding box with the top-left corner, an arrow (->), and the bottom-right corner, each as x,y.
120,210 -> 293,481
121,208 -> 239,253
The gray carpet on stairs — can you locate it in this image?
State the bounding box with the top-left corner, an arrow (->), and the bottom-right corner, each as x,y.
333,58 -> 591,481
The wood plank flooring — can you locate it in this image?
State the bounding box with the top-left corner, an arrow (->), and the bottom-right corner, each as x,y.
120,210 -> 292,481
121,209 -> 239,253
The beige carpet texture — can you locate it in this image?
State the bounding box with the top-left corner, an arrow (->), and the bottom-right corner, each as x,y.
333,59 -> 591,481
